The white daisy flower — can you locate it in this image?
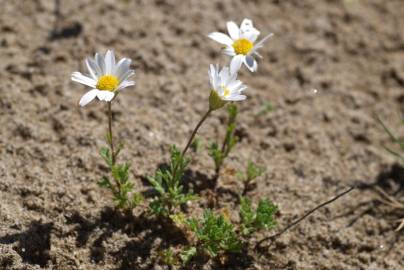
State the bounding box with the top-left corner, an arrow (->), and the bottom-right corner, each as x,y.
208,64 -> 247,110
71,50 -> 135,107
208,18 -> 273,74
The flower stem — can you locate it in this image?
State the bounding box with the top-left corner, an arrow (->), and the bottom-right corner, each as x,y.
107,102 -> 120,192
172,109 -> 212,180
108,102 -> 115,164
181,109 -> 212,157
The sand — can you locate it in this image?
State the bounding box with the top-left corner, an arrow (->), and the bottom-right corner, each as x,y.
0,0 -> 403,269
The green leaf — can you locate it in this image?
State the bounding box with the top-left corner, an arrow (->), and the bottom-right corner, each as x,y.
131,192 -> 144,207
255,199 -> 278,230
98,176 -> 112,189
246,161 -> 265,182
191,138 -> 203,153
187,210 -> 242,258
256,101 -> 273,116
147,144 -> 194,216
180,246 -> 197,265
100,147 -> 113,167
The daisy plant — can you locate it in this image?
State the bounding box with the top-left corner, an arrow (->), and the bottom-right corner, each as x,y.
179,198 -> 277,265
208,18 -> 273,73
72,50 -> 143,209
147,64 -> 247,217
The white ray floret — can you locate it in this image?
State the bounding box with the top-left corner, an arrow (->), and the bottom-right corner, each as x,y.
209,64 -> 247,104
208,18 -> 273,73
71,50 -> 135,107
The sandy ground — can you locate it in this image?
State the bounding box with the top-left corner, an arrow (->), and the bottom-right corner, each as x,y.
0,0 -> 403,269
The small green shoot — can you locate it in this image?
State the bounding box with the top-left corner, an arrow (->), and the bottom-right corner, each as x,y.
159,247 -> 179,266
256,101 -> 273,116
208,104 -> 239,177
376,116 -> 404,161
147,145 -> 196,216
239,197 -> 278,236
186,210 -> 242,258
237,161 -> 265,195
190,138 -> 203,153
180,197 -> 278,265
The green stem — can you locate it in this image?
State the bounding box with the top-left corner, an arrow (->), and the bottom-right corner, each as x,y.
108,102 -> 115,165
181,109 -> 212,157
172,109 -> 212,180
107,102 -> 120,193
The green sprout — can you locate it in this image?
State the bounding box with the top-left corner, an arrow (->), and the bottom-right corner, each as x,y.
186,210 -> 242,259
147,145 -> 196,216
376,116 -> 404,161
190,138 -> 203,153
256,101 -> 273,116
208,104 -> 239,181
239,197 -> 278,236
237,161 -> 265,195
181,198 -> 277,265
159,247 -> 180,267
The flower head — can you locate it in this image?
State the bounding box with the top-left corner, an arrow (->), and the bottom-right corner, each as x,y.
71,50 -> 135,107
208,18 -> 273,74
208,64 -> 247,110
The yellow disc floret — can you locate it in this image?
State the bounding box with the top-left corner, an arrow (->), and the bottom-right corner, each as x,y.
223,88 -> 230,97
96,75 -> 119,91
232,38 -> 253,55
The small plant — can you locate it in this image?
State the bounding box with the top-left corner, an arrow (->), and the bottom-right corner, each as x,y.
181,198 -> 277,264
190,138 -> 203,153
71,50 -> 142,209
186,210 -> 242,259
159,247 -> 180,266
239,197 -> 277,236
209,104 -> 239,179
237,161 -> 265,195
147,145 -> 196,216
377,116 -> 404,161
256,101 -> 273,116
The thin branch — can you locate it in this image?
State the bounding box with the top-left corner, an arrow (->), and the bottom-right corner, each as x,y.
256,186 -> 355,248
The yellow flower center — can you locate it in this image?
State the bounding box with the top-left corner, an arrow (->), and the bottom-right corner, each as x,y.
223,88 -> 230,97
232,38 -> 253,55
96,75 -> 119,91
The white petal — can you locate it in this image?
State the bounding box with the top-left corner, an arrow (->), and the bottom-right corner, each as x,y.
119,70 -> 135,83
114,58 -> 131,78
225,94 -> 246,101
240,19 -> 255,32
253,33 -> 273,51
79,89 -> 98,107
95,53 -> 106,75
104,50 -> 115,74
227,80 -> 242,91
117,80 -> 135,90
244,55 -> 257,72
208,64 -> 216,89
219,66 -> 230,86
71,72 -> 97,88
227,21 -> 240,40
241,31 -> 260,43
86,58 -> 101,79
230,55 -> 244,74
208,32 -> 233,46
223,47 -> 236,56
96,91 -> 115,102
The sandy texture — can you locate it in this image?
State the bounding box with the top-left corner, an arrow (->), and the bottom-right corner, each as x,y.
1,0 -> 404,269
